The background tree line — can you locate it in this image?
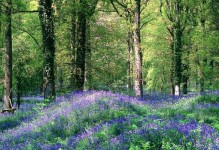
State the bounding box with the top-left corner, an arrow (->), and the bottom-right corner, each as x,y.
0,0 -> 218,110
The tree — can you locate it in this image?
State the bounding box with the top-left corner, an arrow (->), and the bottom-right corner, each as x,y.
191,0 -> 219,92
0,1 -> 3,103
75,0 -> 87,90
160,0 -> 192,96
133,0 -> 143,97
109,0 -> 135,91
39,0 -> 56,99
109,0 -> 150,96
84,19 -> 92,90
3,0 -> 13,110
75,0 -> 98,90
70,0 -> 77,90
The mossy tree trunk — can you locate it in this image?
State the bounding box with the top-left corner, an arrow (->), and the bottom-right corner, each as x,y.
75,0 -> 97,91
75,1 -> 86,90
39,0 -> 56,99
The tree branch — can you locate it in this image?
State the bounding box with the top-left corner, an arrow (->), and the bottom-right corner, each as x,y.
110,0 -> 123,17
12,25 -> 40,47
13,10 -> 39,14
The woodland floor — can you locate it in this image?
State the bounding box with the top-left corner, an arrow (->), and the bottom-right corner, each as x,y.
0,90 -> 219,149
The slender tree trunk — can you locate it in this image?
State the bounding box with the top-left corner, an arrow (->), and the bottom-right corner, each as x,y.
84,19 -> 92,90
70,0 -> 77,90
126,30 -> 133,90
194,48 -> 201,91
170,35 -> 175,95
126,30 -> 131,89
0,2 -> 3,48
39,0 -> 56,99
182,41 -> 190,94
16,77 -> 21,109
57,66 -> 63,90
126,12 -> 134,91
4,0 -> 13,110
0,2 -> 3,103
134,0 -> 143,97
199,18 -> 206,92
182,63 -> 189,94
75,2 -> 86,90
173,19 -> 182,96
199,64 -> 205,92
209,60 -> 214,87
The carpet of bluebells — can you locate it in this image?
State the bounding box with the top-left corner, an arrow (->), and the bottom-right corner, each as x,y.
0,90 -> 219,150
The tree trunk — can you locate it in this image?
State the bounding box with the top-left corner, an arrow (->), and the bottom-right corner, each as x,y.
0,2 -> 3,48
39,0 -> 56,99
209,59 -> 214,87
0,2 -> 2,103
170,35 -> 175,95
84,19 -> 92,90
134,0 -> 143,97
126,12 -> 134,91
174,20 -> 182,96
57,66 -> 63,90
75,2 -> 86,90
16,77 -> 21,109
126,31 -> 131,90
199,17 -> 206,92
70,0 -> 77,90
195,48 -> 204,92
182,42 -> 190,94
182,63 -> 189,94
4,0 -> 13,110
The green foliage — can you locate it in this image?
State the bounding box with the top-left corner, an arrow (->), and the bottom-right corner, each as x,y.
197,94 -> 219,104
12,10 -> 43,95
161,141 -> 193,150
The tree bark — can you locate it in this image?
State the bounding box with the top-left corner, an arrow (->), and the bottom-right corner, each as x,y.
4,0 -> 13,110
75,1 -> 86,90
134,0 -> 143,97
39,0 -> 56,99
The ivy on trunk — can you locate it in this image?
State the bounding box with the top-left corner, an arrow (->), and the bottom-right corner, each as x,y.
39,0 -> 56,99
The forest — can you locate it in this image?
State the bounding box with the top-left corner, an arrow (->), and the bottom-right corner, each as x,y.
0,0 -> 219,149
